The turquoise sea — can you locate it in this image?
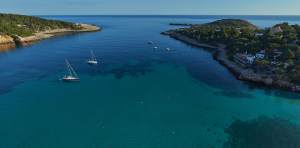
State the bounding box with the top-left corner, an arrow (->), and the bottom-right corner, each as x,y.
2,15 -> 300,147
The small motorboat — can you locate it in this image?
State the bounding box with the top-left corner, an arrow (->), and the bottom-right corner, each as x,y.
154,47 -> 157,49
148,41 -> 153,44
167,48 -> 170,50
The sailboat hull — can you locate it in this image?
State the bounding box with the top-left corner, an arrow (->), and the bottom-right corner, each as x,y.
62,78 -> 79,82
61,75 -> 79,82
86,61 -> 97,64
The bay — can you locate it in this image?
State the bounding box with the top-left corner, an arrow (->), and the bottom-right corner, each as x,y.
1,15 -> 300,147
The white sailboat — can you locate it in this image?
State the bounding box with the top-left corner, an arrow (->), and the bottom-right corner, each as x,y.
86,48 -> 97,64
60,59 -> 79,81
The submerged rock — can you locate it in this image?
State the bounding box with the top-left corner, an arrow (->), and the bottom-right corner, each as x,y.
223,116 -> 300,148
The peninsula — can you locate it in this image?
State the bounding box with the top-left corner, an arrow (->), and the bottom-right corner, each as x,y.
0,13 -> 101,45
163,19 -> 300,93
170,19 -> 260,30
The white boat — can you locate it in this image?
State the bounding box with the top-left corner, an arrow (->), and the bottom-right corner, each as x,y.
154,47 -> 157,49
86,48 -> 97,64
60,59 -> 79,82
167,48 -> 170,50
148,41 -> 153,44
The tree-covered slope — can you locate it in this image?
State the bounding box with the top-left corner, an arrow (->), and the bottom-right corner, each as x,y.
200,19 -> 259,29
170,19 -> 260,30
0,13 -> 83,37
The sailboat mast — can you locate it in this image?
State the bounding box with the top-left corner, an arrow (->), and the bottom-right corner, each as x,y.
90,47 -> 93,59
69,64 -> 78,78
66,59 -> 72,77
90,47 -> 97,62
93,52 -> 97,62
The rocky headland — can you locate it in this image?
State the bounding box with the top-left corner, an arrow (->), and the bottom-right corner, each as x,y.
170,19 -> 261,30
0,23 -> 101,45
162,29 -> 300,93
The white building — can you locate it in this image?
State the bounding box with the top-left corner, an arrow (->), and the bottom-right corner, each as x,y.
246,56 -> 255,64
256,50 -> 265,59
255,33 -> 263,36
235,52 -> 255,64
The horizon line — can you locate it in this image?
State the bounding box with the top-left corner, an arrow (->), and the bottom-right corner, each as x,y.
2,14 -> 300,16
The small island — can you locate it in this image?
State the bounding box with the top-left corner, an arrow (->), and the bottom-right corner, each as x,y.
163,19 -> 300,92
0,13 -> 101,45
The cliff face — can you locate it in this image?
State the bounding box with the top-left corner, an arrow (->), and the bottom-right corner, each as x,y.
0,35 -> 14,44
16,33 -> 54,43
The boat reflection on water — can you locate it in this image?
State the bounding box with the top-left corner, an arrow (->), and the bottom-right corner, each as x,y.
0,42 -> 38,54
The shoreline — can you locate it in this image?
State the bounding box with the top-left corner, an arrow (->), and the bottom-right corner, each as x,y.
162,30 -> 300,93
0,23 -> 101,45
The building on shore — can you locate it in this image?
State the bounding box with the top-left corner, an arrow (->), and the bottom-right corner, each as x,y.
255,33 -> 263,36
270,26 -> 283,36
234,52 -> 255,64
256,50 -> 265,59
256,49 -> 282,60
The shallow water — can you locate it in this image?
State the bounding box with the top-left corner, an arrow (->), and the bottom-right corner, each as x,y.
1,15 -> 300,147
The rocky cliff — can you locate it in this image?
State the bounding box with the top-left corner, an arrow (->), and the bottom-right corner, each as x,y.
0,35 -> 14,44
0,23 -> 101,44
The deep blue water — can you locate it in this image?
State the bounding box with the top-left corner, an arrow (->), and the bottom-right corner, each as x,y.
1,15 -> 300,147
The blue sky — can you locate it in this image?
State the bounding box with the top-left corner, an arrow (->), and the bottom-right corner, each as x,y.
1,0 -> 300,15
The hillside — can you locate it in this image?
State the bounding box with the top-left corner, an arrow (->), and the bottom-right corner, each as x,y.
0,13 -> 101,45
170,19 -> 260,30
0,13 -> 83,37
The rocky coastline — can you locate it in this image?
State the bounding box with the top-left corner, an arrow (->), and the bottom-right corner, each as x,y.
161,30 -> 218,49
0,23 -> 101,45
162,30 -> 300,93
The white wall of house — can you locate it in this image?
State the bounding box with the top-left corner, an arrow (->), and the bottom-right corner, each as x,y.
246,57 -> 255,63
256,53 -> 264,59
255,33 -> 263,36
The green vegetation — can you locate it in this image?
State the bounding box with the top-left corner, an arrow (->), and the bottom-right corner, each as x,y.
255,59 -> 269,65
177,22 -> 299,57
177,21 -> 300,85
0,13 -> 83,37
200,19 -> 257,29
277,69 -> 284,74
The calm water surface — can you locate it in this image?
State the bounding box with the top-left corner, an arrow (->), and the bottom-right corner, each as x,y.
1,15 -> 300,147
